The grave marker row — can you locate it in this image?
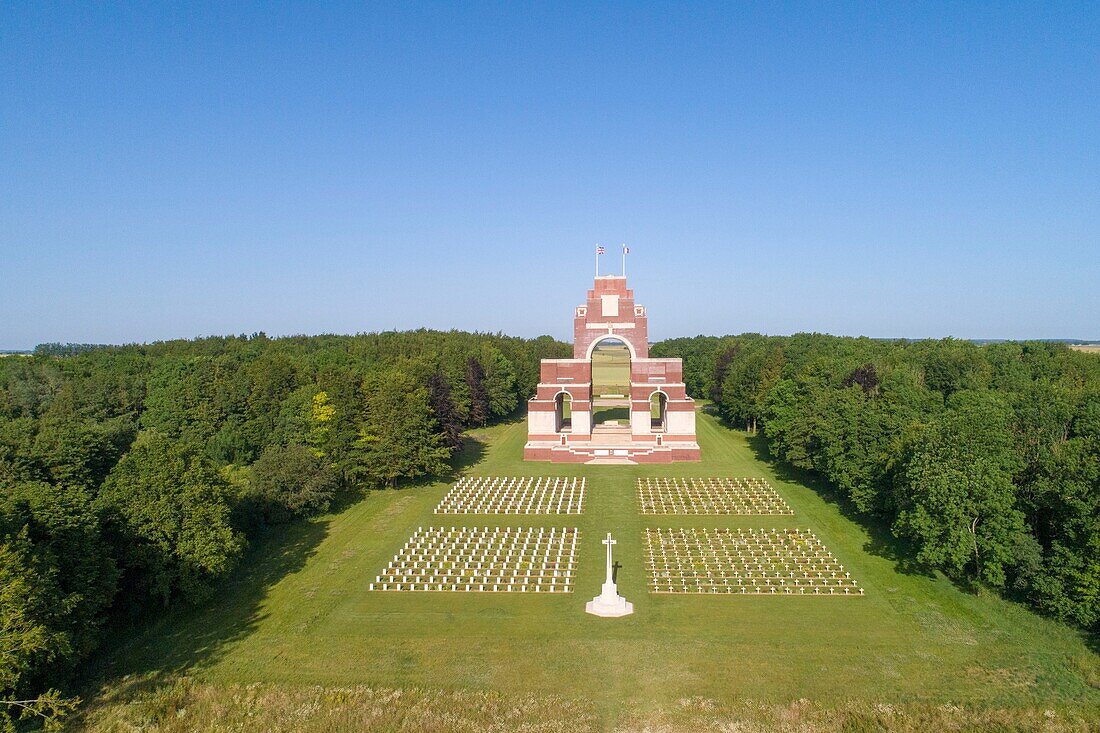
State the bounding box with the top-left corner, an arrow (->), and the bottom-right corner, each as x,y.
638,477 -> 793,515
643,527 -> 863,596
435,476 -> 586,515
371,525 -> 579,593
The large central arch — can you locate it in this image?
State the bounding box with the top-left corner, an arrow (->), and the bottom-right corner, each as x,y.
584,333 -> 639,361
590,337 -> 632,429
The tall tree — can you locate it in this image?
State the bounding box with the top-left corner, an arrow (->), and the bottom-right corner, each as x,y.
352,370 -> 451,488
710,346 -> 738,404
894,391 -> 1026,587
250,443 -> 337,522
0,481 -> 117,665
480,347 -> 518,419
97,432 -> 243,607
427,373 -> 464,452
465,357 -> 490,426
0,529 -> 78,731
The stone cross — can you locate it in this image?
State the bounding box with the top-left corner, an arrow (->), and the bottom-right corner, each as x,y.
585,530 -> 633,617
602,532 -> 617,587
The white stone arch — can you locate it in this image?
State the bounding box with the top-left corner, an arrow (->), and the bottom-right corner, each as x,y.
648,388 -> 669,431
585,334 -> 638,361
553,389 -> 574,433
552,388 -> 575,403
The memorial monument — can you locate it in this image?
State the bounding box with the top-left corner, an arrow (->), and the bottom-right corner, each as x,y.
524,251 -> 700,463
585,532 -> 634,618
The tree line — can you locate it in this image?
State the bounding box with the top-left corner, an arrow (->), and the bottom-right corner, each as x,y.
0,329 -> 568,728
653,334 -> 1099,632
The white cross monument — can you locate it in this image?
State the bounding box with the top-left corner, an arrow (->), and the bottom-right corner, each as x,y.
585,532 -> 634,617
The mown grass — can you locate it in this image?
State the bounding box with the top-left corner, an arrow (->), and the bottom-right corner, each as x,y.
591,344 -> 630,397
76,410 -> 1100,731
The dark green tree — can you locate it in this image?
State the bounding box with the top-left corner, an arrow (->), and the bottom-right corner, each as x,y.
97,432 -> 243,607
351,370 -> 451,487
427,373 -> 464,452
0,529 -> 79,731
0,481 -> 117,665
250,443 -> 338,522
465,357 -> 490,426
894,392 -> 1026,587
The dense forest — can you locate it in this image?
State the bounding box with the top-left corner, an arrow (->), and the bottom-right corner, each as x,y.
3,330 -> 1098,728
652,335 -> 1099,633
0,330 -> 568,728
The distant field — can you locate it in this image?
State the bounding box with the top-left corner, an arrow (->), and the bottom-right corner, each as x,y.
591,343 -> 630,397
78,410 -> 1100,731
1070,344 -> 1100,353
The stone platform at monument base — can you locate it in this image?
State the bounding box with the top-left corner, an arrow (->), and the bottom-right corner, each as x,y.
525,274 -> 701,464
523,439 -> 701,464
585,581 -> 634,617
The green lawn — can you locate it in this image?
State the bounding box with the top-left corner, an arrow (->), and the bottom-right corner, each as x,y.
91,410 -> 1099,728
591,405 -> 630,424
591,344 -> 630,397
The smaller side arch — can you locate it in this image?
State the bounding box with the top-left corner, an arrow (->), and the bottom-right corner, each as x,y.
648,389 -> 669,432
553,390 -> 573,433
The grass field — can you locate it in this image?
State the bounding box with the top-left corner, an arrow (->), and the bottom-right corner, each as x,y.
79,410 -> 1100,731
591,343 -> 631,397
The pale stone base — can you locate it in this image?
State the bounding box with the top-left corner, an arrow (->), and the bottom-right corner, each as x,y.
585,582 -> 634,618
524,439 -> 700,463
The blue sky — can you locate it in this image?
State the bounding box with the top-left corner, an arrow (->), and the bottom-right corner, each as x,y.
2,2 -> 1097,349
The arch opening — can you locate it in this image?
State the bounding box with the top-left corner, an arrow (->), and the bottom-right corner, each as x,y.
554,391 -> 572,433
650,391 -> 668,432
585,334 -> 638,361
591,338 -> 631,429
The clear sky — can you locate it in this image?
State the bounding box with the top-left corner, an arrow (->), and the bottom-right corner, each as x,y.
2,2 -> 1097,349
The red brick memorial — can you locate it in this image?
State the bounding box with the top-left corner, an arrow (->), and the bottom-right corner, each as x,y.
524,274 -> 700,463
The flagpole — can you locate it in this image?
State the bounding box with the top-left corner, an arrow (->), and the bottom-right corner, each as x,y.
621,244 -> 626,278
595,245 -> 599,278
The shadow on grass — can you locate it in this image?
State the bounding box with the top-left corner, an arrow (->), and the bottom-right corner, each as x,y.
743,431 -> 931,579
592,406 -> 630,424
447,433 -> 487,477
75,422 -> 503,718
1086,631 -> 1100,657
83,514 -> 329,690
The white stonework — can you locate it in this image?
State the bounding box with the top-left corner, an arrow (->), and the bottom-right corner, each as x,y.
528,409 -> 556,435
667,409 -> 696,435
585,532 -> 634,617
600,294 -> 619,316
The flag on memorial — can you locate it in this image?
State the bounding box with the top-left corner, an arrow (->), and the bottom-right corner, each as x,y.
596,245 -> 605,254
622,245 -> 630,254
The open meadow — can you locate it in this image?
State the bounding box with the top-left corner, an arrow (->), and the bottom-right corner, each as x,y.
75,408 -> 1100,731
591,343 -> 631,397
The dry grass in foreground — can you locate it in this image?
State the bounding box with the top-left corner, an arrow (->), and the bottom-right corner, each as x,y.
74,677 -> 596,732
73,677 -> 1098,733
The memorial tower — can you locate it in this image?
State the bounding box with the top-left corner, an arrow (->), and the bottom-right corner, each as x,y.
523,274 -> 700,463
